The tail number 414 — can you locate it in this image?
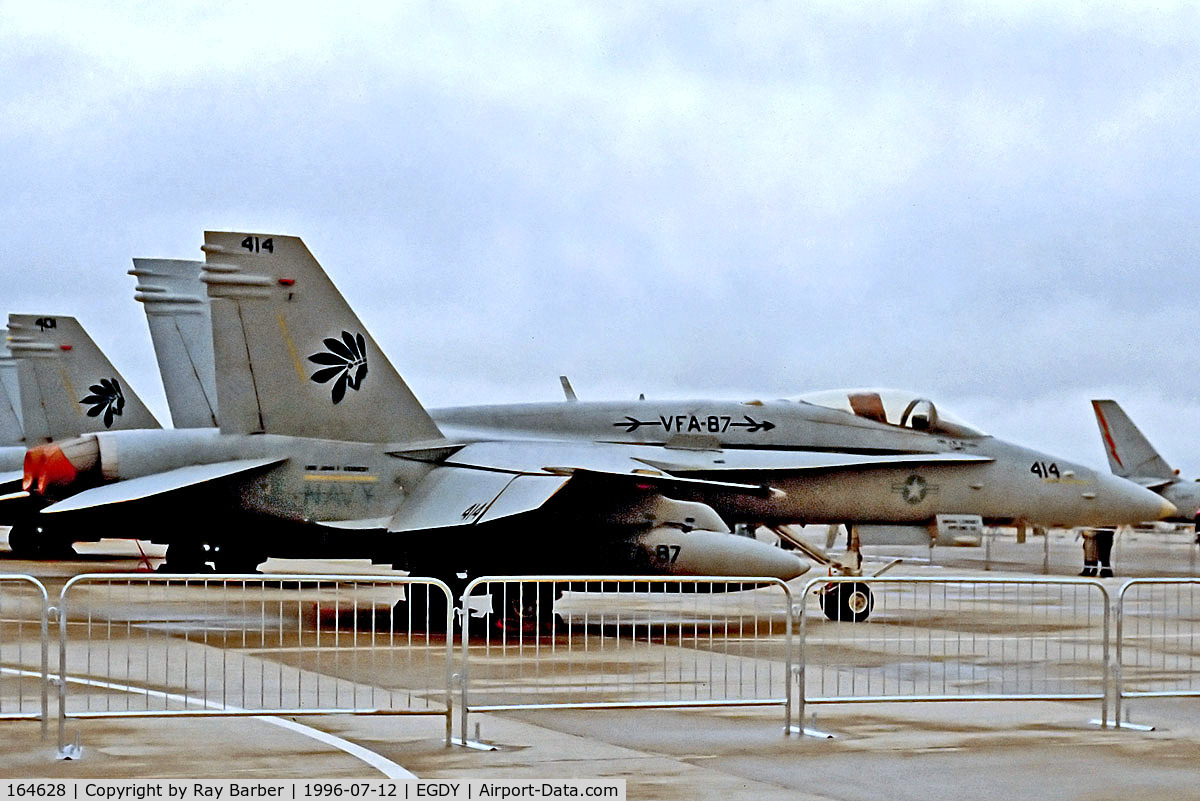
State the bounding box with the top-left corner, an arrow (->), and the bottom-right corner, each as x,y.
241,236 -> 274,253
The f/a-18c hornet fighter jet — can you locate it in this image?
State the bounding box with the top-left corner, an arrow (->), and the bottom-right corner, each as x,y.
436,389 -> 1173,533
126,258 -> 1172,543
116,252 -> 1172,622
1093,399 -> 1200,525
14,232 -> 811,625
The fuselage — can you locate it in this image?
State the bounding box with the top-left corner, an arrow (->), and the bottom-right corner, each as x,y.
21,426 -> 811,580
431,397 -> 1173,528
1157,479 -> 1200,522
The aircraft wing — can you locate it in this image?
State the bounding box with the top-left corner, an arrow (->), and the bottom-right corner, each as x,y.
1129,476 -> 1178,491
388,467 -> 570,532
39,457 -> 287,514
386,441 -> 777,533
436,441 -> 774,493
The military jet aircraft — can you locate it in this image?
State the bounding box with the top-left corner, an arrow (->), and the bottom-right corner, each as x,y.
115,249 -> 1173,622
434,390 -> 1173,538
119,247 -> 1171,623
1092,399 -> 1200,524
126,260 -> 1172,542
15,232 -> 808,625
2,315 -> 163,556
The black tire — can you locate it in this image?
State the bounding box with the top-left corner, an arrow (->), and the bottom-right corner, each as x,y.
820,581 -> 874,623
6,523 -> 75,560
6,524 -> 40,558
490,581 -> 561,635
157,541 -> 213,573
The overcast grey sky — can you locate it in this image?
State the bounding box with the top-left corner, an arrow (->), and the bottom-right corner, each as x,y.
3,1 -> 1200,473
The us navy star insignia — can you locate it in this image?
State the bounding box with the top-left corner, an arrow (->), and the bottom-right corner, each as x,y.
891,474 -> 939,504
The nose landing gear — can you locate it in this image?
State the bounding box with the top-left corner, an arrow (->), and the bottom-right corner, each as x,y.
772,525 -> 899,623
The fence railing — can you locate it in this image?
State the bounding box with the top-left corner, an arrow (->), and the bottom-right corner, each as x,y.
458,576 -> 794,738
0,571 -> 1195,750
796,576 -> 1112,727
56,574 -> 454,752
0,574 -> 48,732
1115,578 -> 1200,724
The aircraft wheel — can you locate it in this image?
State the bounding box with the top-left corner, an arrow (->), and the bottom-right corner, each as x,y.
6,524 -> 43,558
7,524 -> 74,560
492,581 -> 561,635
820,581 -> 874,623
158,541 -> 213,573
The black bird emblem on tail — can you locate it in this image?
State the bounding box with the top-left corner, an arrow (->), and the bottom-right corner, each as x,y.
80,378 -> 125,428
308,331 -> 369,404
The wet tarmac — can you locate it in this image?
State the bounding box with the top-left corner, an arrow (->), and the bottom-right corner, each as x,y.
1,529 -> 1199,800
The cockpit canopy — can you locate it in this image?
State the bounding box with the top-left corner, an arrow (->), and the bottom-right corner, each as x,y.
792,389 -> 987,438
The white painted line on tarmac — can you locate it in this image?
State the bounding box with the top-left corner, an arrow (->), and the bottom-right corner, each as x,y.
1,667 -> 415,779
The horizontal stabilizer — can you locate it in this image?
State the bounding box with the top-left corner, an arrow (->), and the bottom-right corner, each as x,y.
0,470 -> 23,494
388,467 -> 569,532
41,457 -> 286,514
317,517 -> 393,530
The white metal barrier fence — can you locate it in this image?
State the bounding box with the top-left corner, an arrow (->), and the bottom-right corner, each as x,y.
57,574 -> 454,753
0,572 -> 1188,752
458,576 -> 794,739
796,576 -> 1112,728
0,575 -> 48,732
1115,578 -> 1200,724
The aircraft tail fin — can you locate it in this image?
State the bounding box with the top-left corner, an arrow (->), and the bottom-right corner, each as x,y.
1091,399 -> 1175,481
130,258 -> 219,429
201,232 -> 444,444
0,339 -> 24,446
7,315 -> 161,444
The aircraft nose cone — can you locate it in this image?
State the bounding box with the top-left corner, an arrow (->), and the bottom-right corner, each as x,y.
1098,473 -> 1176,524
1158,496 -> 1179,520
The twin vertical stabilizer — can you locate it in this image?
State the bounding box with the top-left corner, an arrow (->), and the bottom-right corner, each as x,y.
1091,399 -> 1176,484
130,259 -> 218,429
7,314 -> 160,444
200,232 -> 444,445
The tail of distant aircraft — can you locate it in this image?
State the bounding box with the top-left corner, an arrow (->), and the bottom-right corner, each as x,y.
1091,399 -> 1176,486
201,232 -> 444,444
7,314 -> 160,444
0,340 -> 24,447
129,258 -> 219,429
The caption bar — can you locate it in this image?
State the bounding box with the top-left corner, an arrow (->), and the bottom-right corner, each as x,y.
1,782 -> 625,801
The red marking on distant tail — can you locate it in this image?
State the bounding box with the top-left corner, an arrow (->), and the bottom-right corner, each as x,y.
1093,401 -> 1124,468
